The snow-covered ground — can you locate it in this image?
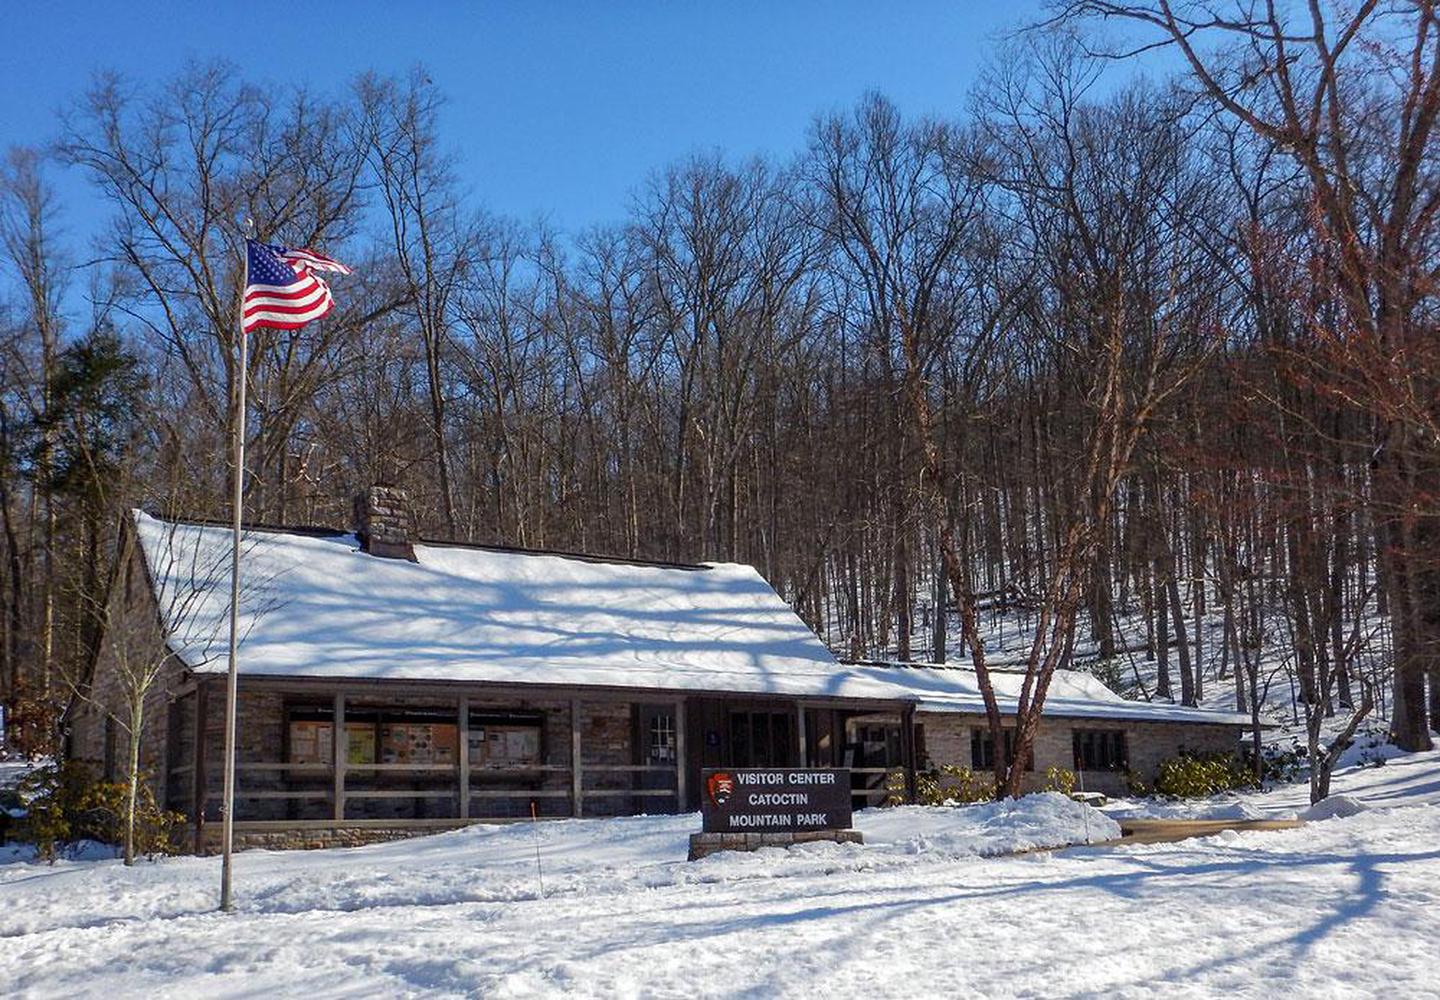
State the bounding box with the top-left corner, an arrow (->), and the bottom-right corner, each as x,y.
1101,737 -> 1440,823
3,754 -> 1439,998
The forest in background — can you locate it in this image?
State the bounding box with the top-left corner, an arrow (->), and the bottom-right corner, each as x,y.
1,3 -> 1436,781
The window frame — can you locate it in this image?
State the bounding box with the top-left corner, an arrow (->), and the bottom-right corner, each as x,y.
969,728 -> 1034,772
1072,728 -> 1129,772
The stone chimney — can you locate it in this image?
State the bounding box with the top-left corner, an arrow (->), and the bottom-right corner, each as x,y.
353,483 -> 417,561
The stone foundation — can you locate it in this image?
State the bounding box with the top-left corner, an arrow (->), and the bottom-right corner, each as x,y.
198,821 -> 475,854
688,829 -> 862,861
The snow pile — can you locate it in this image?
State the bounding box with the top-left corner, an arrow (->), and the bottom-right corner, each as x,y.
862,794 -> 1121,855
1104,796 -> 1281,822
1301,795 -> 1369,822
1333,727 -> 1409,769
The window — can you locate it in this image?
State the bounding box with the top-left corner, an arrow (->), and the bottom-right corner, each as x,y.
648,714 -> 676,763
970,729 -> 1033,771
854,723 -> 904,768
1073,729 -> 1128,772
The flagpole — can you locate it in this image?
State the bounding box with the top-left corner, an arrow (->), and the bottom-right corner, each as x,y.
220,228 -> 250,913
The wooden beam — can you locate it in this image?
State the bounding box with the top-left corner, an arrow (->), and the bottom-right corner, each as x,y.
332,691 -> 346,822
571,698 -> 583,818
457,695 -> 470,820
796,704 -> 808,767
232,674 -> 916,714
343,763 -> 460,773
901,703 -> 918,804
234,762 -> 329,772
674,697 -> 687,813
191,683 -> 208,855
580,764 -> 674,773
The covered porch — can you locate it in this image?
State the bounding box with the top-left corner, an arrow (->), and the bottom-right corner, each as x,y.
163,676 -> 919,852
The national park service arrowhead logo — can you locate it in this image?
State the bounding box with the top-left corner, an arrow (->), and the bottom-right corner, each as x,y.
707,771 -> 734,807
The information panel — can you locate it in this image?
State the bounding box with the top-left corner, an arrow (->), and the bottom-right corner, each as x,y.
700,768 -> 852,834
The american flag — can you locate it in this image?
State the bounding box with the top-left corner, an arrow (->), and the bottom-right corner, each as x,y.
242,240 -> 352,333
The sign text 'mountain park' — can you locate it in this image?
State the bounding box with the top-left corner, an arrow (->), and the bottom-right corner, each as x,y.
700,768 -> 853,833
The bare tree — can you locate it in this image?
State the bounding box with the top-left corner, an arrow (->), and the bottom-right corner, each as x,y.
1053,0 -> 1440,748
71,511 -> 272,863
358,71 -> 477,539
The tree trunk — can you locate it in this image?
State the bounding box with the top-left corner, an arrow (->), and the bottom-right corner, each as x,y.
124,700 -> 142,866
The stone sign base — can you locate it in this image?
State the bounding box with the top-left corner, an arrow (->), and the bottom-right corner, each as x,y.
688,829 -> 863,861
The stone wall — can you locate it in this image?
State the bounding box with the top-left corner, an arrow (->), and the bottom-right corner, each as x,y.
577,700 -> 636,817
688,829 -> 862,861
917,711 -> 1244,797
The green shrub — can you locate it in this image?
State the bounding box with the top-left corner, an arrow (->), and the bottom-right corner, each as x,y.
909,765 -> 998,805
1152,752 -> 1257,799
1042,766 -> 1076,796
15,761 -> 183,862
883,769 -> 907,806
1259,742 -> 1305,783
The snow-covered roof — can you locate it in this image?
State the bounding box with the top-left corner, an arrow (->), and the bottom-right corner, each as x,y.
132,511 -> 1247,726
860,663 -> 1251,725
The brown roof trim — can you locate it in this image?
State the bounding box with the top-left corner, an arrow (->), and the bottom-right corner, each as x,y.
412,536 -> 709,572
196,671 -> 917,710
140,510 -> 348,539
140,510 -> 710,572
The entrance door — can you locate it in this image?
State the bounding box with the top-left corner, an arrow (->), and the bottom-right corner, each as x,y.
728,709 -> 795,768
634,704 -> 679,812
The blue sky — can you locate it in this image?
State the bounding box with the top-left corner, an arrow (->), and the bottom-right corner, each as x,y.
3,1 -> 1053,251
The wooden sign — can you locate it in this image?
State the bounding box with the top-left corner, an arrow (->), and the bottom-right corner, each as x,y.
700,768 -> 852,834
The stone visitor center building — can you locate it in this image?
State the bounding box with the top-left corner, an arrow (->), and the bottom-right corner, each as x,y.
70,487 -> 1248,852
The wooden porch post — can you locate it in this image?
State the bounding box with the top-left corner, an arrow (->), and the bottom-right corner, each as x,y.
796,703 -> 808,767
674,697 -> 687,812
901,703 -> 918,804
457,695 -> 470,820
332,691 -> 346,822
191,683 -> 209,854
571,698 -> 583,818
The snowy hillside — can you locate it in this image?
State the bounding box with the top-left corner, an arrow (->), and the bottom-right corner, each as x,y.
859,589 -> 1394,738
